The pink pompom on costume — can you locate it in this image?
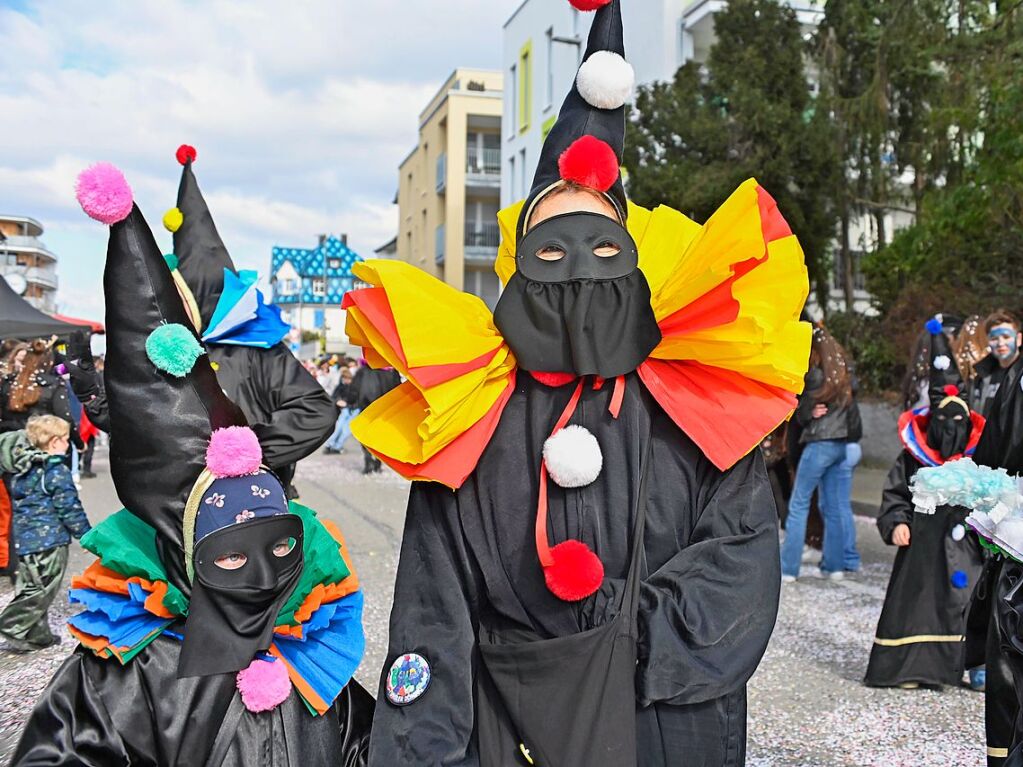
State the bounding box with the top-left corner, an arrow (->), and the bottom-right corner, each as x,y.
236,657 -> 292,713
75,163 -> 133,224
206,426 -> 263,478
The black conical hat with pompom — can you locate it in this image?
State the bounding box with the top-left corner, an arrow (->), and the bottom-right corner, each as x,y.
170,145 -> 238,330
925,314 -> 966,409
75,162 -> 247,587
517,0 -> 634,240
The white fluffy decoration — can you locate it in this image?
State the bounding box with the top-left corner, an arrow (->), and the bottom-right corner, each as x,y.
544,425 -> 603,488
932,355 -> 951,371
951,524 -> 966,542
576,51 -> 635,110
996,517 -> 1023,557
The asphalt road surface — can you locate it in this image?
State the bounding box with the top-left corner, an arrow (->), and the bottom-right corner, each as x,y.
0,446 -> 988,765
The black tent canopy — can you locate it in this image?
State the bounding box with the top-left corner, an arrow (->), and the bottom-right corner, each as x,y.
0,275 -> 90,340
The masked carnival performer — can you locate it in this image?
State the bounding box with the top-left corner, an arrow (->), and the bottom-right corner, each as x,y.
342,2 -> 811,765
865,319 -> 986,688
63,146 -> 338,498
11,163 -> 372,766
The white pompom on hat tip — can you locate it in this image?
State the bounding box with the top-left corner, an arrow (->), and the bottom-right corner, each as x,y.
576,51 -> 634,111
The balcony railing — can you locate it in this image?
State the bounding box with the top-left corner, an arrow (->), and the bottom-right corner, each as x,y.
0,235 -> 57,261
436,153 -> 447,193
464,223 -> 500,250
25,267 -> 58,290
466,146 -> 501,175
436,223 -> 446,265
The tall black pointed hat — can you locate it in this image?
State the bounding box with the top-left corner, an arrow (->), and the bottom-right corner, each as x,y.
164,145 -> 237,330
75,162 -> 248,587
516,0 -> 635,240
925,314 -> 966,409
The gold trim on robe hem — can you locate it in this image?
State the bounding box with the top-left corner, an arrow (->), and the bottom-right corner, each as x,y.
872,634 -> 964,647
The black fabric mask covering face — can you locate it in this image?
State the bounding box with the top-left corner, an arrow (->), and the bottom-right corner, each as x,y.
494,211 -> 661,378
926,401 -> 971,459
178,515 -> 304,678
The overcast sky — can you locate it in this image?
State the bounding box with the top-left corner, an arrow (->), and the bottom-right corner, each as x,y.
0,0 -> 522,319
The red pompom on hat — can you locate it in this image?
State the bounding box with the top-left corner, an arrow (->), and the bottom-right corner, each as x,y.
176,144 -> 197,165
544,540 -> 605,601
567,0 -> 612,10
943,384 -> 959,397
558,135 -> 619,192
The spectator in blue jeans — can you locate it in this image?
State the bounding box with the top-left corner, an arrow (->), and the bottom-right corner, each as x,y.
781,326 -> 857,581
324,368 -> 359,454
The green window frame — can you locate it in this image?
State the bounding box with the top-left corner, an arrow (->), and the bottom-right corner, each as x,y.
518,40 -> 532,134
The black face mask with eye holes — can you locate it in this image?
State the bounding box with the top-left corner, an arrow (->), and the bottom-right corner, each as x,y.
494,211 -> 661,378
177,515 -> 304,678
926,401 -> 972,459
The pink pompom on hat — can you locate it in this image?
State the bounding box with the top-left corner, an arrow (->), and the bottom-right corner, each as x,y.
75,163 -> 134,225
206,426 -> 263,478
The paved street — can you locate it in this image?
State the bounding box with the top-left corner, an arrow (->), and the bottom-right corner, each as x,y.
0,447 -> 987,765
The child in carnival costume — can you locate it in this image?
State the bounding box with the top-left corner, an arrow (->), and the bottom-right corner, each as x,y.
11,163 -> 372,766
864,318 -> 986,689
346,2 -> 811,765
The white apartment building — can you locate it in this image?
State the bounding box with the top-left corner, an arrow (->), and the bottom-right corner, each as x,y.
502,0 -> 899,314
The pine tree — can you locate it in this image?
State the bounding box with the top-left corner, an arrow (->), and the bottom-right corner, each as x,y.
624,0 -> 841,310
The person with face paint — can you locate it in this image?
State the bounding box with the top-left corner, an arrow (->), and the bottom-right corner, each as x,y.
970,310 -> 1023,418
962,309 -> 1023,766
10,163 -> 372,766
865,317 -> 987,688
344,3 -> 811,765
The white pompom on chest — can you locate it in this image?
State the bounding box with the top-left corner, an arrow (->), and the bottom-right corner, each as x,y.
543,425 -> 603,488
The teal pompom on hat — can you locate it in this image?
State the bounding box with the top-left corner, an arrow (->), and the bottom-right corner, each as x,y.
146,323 -> 204,377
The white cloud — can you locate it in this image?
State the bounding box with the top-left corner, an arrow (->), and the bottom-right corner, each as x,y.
0,0 -> 521,318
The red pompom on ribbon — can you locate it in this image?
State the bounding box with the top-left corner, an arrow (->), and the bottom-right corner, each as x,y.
943,384 -> 959,397
558,135 -> 619,192
544,539 -> 605,601
567,0 -> 612,10
176,144 -> 197,165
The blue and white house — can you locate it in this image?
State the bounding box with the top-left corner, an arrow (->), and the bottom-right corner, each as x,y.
270,234 -> 363,352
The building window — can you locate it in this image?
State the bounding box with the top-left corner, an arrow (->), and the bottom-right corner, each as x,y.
519,148 -> 528,198
508,155 -> 516,202
328,257 -> 341,269
519,41 -> 532,133
508,63 -> 518,138
541,115 -> 557,143
312,278 -> 326,297
545,27 -> 554,109
281,279 -> 299,296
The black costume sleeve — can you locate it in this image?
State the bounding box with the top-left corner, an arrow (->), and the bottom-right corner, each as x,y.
368,482 -> 483,767
11,653 -> 131,766
250,345 -> 338,469
876,452 -> 916,544
974,357 -> 1023,472
592,451 -> 781,707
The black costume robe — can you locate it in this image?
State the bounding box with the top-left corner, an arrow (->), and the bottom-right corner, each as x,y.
12,634 -> 373,766
206,344 -> 337,489
970,356 -> 1023,765
369,372 -> 780,767
69,344 -> 336,490
865,451 -> 983,687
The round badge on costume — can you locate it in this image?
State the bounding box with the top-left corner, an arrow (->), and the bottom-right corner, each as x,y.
385,652 -> 432,706
951,524 -> 966,542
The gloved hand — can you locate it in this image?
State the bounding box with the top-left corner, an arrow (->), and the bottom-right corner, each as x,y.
65,331 -> 99,401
